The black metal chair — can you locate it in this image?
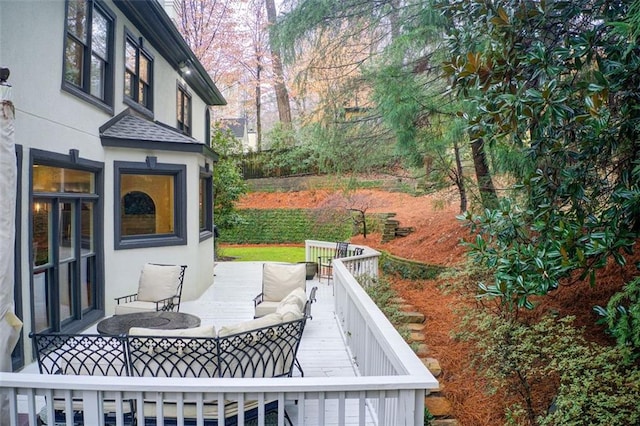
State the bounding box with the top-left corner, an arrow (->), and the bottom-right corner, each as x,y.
317,242 -> 350,284
114,263 -> 187,315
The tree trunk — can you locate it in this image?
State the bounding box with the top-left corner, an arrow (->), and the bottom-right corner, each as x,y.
453,139 -> 467,213
265,0 -> 292,132
255,75 -> 262,151
471,137 -> 497,209
255,46 -> 262,151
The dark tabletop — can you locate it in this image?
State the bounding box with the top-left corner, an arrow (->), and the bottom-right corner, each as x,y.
97,311 -> 201,335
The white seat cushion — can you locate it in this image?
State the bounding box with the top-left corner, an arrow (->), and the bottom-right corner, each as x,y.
254,301 -> 280,318
114,300 -> 160,315
276,303 -> 303,322
136,264 -> 182,302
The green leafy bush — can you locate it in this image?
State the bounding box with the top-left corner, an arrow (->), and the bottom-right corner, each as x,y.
594,276 -> 640,360
457,310 -> 640,425
211,125 -> 247,228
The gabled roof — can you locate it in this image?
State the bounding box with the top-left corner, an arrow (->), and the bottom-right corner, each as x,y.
100,109 -> 218,161
112,0 -> 226,106
219,118 -> 247,139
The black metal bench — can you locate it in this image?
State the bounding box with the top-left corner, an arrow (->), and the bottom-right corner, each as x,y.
30,305 -> 310,425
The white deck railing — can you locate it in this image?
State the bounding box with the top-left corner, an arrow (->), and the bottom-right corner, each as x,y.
1,241 -> 438,426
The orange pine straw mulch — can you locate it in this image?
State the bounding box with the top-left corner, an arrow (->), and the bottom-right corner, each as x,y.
238,188 -> 633,425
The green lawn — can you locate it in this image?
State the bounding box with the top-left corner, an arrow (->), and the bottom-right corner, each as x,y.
218,245 -> 306,262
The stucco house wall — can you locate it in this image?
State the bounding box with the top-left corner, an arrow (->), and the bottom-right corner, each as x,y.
0,0 -> 225,366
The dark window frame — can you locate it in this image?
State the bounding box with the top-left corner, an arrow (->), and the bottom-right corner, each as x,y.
205,108 -> 211,147
61,0 -> 115,114
114,161 -> 186,250
123,29 -> 154,117
177,82 -> 192,136
12,145 -> 23,371
29,149 -> 105,335
199,165 -> 213,242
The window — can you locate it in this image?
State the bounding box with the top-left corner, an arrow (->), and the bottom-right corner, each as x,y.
177,83 -> 192,135
199,166 -> 213,241
124,31 -> 153,113
205,108 -> 211,146
63,0 -> 115,111
31,152 -> 104,334
114,161 -> 186,249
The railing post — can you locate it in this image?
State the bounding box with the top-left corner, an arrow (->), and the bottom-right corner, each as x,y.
82,390 -> 103,425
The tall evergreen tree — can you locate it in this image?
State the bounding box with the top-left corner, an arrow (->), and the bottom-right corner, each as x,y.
439,0 -> 640,311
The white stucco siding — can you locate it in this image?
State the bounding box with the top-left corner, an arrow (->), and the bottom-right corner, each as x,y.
103,148 -> 214,316
1,1 -> 218,362
190,96 -> 209,144
1,2 -> 110,159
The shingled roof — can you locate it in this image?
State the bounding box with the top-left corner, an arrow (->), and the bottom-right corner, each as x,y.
100,109 -> 218,160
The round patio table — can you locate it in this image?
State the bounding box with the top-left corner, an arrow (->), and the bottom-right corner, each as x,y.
97,311 -> 201,335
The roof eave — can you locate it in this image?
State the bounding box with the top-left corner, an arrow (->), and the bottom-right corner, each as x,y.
102,137 -> 219,162
112,0 -> 227,106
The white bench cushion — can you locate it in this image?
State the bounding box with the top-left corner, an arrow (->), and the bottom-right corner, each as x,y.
129,324 -> 216,338
218,313 -> 283,337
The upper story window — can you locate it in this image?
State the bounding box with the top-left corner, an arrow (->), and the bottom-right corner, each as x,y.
63,0 -> 115,112
177,83 -> 192,136
124,31 -> 153,114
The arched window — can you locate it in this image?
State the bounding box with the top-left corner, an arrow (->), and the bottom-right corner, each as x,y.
121,191 -> 156,235
123,191 -> 155,214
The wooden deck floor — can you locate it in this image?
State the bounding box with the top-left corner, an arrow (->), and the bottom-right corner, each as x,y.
182,261 -> 377,425
22,262 -> 377,424
181,261 -> 359,379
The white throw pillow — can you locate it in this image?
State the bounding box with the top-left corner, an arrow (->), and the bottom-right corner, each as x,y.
276,303 -> 303,322
136,264 -> 182,302
276,287 -> 306,312
262,263 -> 305,302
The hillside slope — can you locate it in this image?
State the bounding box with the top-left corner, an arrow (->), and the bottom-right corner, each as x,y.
238,188 -> 468,266
237,187 -> 630,425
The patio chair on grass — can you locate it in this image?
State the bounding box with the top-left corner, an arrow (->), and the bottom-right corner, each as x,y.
114,263 -> 187,315
253,262 -> 306,318
317,241 -> 350,284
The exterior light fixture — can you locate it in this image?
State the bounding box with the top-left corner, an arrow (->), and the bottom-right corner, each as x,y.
179,61 -> 191,76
